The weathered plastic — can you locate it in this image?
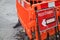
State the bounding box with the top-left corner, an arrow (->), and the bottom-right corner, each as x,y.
16,0 -> 60,40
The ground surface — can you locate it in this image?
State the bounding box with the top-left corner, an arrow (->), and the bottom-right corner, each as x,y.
0,0 -> 19,40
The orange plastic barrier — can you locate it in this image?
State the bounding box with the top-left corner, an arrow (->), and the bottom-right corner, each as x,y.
16,0 -> 60,40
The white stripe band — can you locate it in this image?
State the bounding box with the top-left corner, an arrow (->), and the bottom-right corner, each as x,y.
21,1 -> 24,7
48,2 -> 55,7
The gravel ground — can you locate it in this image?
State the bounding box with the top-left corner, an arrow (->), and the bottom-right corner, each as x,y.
0,0 -> 19,40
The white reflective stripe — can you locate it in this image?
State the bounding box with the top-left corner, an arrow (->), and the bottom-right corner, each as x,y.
46,18 -> 55,24
18,0 -> 20,3
48,2 -> 55,7
21,1 -> 24,7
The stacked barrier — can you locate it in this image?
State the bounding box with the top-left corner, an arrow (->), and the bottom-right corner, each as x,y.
16,0 -> 60,40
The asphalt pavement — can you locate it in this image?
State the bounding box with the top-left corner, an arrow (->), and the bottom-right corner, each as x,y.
0,0 -> 19,40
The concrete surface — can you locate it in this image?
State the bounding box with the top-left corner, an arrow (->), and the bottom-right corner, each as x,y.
0,0 -> 18,40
